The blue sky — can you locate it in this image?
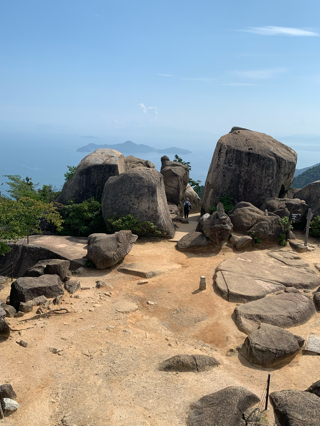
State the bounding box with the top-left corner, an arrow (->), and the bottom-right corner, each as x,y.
1,0 -> 320,174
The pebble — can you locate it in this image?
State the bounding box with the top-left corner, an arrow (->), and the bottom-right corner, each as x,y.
138,280 -> 148,285
81,287 -> 90,290
104,292 -> 112,297
147,301 -> 156,305
17,340 -> 28,348
1,398 -> 19,412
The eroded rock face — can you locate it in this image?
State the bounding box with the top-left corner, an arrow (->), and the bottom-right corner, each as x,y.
159,354 -> 219,372
187,386 -> 260,426
87,231 -> 138,269
160,155 -> 189,206
238,324 -> 304,367
234,292 -> 316,334
270,390 -> 320,426
294,180 -> 320,216
10,275 -> 64,310
202,128 -> 297,212
201,203 -> 233,248
261,197 -> 308,222
124,155 -> 155,171
228,202 -> 282,243
57,149 -> 125,204
183,184 -> 201,213
102,168 -> 175,238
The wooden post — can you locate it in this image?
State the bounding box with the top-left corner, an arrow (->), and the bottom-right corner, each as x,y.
265,374 -> 271,411
305,209 -> 313,246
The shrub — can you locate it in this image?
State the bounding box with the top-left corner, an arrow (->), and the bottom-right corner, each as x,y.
251,231 -> 262,244
209,195 -> 235,214
278,233 -> 287,246
310,215 -> 320,238
58,198 -> 107,237
107,214 -> 162,237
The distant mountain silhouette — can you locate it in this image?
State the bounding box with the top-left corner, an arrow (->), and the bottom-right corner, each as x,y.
77,140 -> 192,155
294,163 -> 320,177
293,163 -> 320,188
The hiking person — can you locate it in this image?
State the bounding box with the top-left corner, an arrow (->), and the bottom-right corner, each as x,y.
184,197 -> 191,219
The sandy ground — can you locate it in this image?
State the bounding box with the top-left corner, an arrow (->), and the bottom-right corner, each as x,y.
0,222 -> 320,426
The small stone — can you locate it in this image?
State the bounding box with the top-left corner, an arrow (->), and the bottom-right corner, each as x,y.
81,286 -> 90,290
64,280 -> 80,294
17,340 -> 28,347
36,307 -> 43,315
19,301 -> 34,313
147,301 -> 156,305
104,291 -> 112,297
1,304 -> 16,318
49,347 -> 59,354
72,267 -> 85,275
0,384 -> 17,400
14,311 -> 24,318
138,280 -> 148,285
32,295 -> 48,306
1,398 -> 19,412
226,348 -> 238,357
53,295 -> 63,305
95,280 -> 106,288
0,319 -> 10,338
73,295 -> 79,299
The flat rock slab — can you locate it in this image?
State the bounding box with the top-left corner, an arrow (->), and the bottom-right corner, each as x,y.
304,335 -> 320,355
215,251 -> 320,302
270,390 -> 320,426
186,386 -> 260,426
113,301 -> 139,313
159,354 -> 219,372
118,262 -> 181,278
234,292 -> 316,334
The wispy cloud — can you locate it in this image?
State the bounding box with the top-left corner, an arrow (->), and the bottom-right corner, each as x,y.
81,135 -> 98,139
234,67 -> 287,79
223,82 -> 257,87
138,103 -> 158,114
22,165 -> 41,171
182,77 -> 214,82
158,74 -> 174,77
243,26 -> 319,37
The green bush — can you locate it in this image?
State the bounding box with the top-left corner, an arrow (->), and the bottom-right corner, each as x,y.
58,198 -> 107,237
278,233 -> 288,246
107,214 -> 162,237
251,231 -> 262,244
310,215 -> 320,238
209,195 -> 235,214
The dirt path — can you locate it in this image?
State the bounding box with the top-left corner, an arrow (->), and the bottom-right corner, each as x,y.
1,232 -> 320,425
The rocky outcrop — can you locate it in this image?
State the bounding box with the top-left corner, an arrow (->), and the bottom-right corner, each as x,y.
160,156 -> 189,206
57,149 -> 125,204
234,292 -> 316,334
270,390 -> 320,426
202,128 -> 297,212
195,213 -> 210,233
10,275 -> 64,310
294,180 -> 320,216
159,354 -> 219,372
229,235 -> 252,249
228,202 -> 282,242
187,386 -> 260,426
183,184 -> 201,213
201,203 -> 233,248
102,168 -> 175,238
24,259 -> 70,281
124,155 -> 155,171
238,324 -> 304,367
87,231 -> 138,269
261,197 -> 308,221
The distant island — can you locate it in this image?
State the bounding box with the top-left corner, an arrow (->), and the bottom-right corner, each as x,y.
77,140 -> 192,155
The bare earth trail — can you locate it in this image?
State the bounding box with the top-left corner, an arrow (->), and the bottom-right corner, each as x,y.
1,226 -> 320,425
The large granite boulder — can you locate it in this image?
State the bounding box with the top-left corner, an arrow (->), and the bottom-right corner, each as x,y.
238,324 -> 304,367
160,155 -> 189,206
234,292 -> 316,334
176,232 -> 215,252
101,168 -> 175,238
294,180 -> 320,216
306,381 -> 320,397
229,202 -> 282,242
159,354 -> 219,372
57,149 -> 125,204
24,259 -> 70,281
183,184 -> 201,213
261,197 -> 308,222
187,386 -> 260,426
87,231 -> 138,269
201,203 -> 233,248
270,390 -> 320,426
124,155 -> 155,171
10,275 -> 64,310
202,128 -> 297,212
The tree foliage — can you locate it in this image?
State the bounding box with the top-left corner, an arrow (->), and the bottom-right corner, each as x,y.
107,214 -> 162,237
4,175 -> 60,203
0,196 -> 63,255
58,198 -> 107,237
64,165 -> 77,182
173,154 -> 202,196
